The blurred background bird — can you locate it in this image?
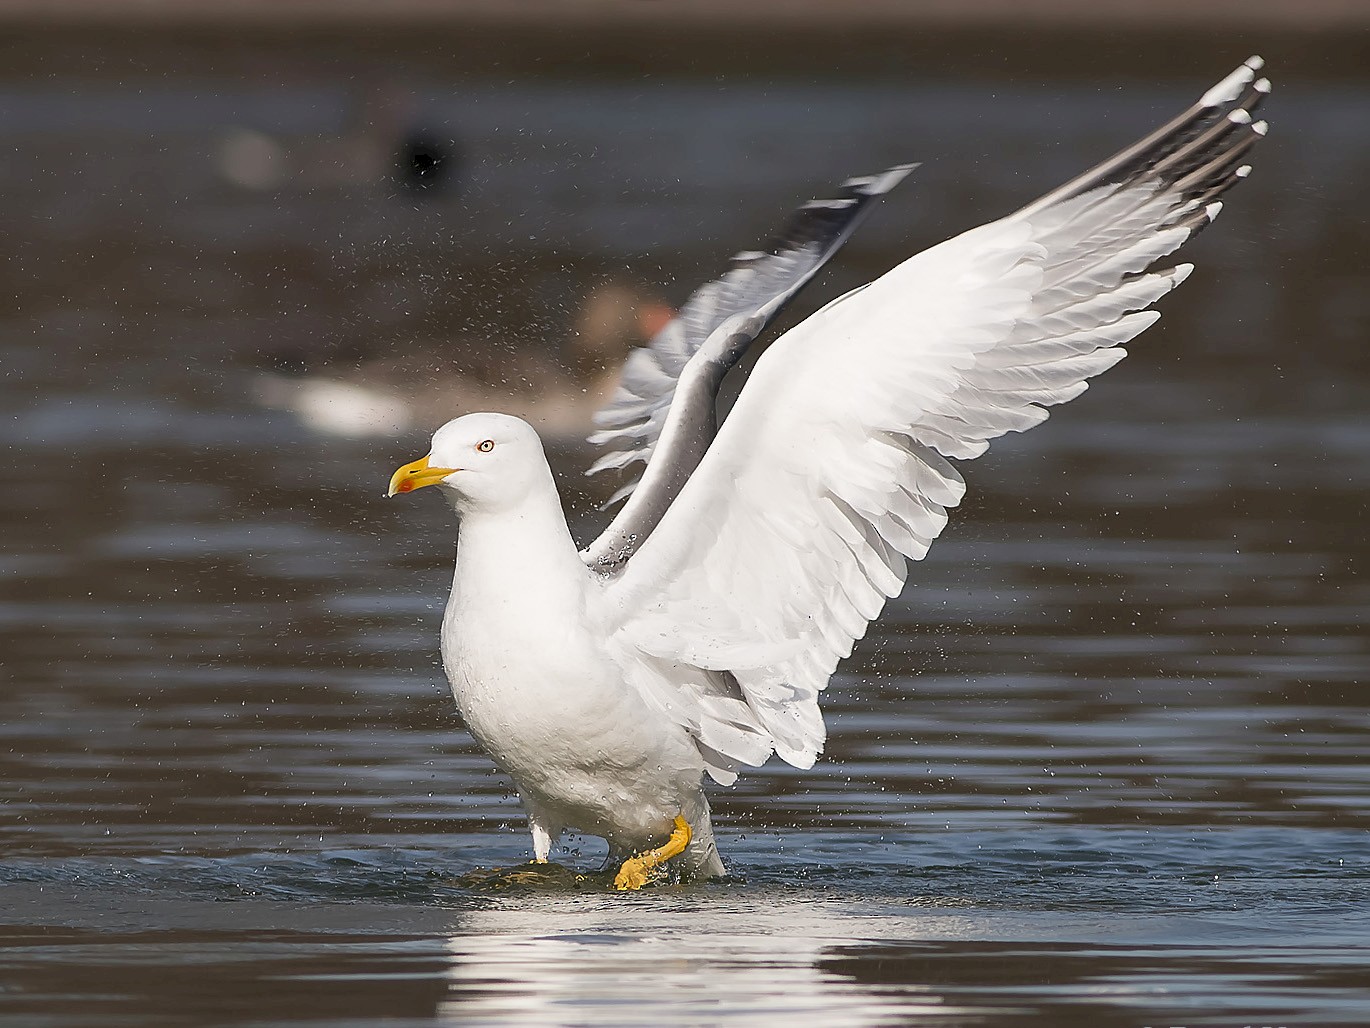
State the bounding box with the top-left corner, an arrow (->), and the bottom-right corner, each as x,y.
254,281 -> 673,439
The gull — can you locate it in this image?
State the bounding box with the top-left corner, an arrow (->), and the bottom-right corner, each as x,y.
388,59 -> 1270,889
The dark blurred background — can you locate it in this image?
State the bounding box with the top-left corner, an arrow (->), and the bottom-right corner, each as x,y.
1,5 -> 1369,1025
3,0 -> 1369,864
3,0 -> 1369,870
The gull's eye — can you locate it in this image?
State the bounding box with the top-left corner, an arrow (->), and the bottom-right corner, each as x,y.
476,439 -> 495,453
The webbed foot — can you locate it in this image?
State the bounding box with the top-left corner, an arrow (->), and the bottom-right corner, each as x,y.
614,815 -> 692,891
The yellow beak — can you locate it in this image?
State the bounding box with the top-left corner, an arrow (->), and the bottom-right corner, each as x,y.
387,455 -> 459,497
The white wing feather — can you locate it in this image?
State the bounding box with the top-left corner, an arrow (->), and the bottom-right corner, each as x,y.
600,59 -> 1270,783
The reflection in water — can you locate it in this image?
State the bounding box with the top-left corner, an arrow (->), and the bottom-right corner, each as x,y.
7,875 -> 1370,1026
1,33 -> 1368,1027
441,924 -> 940,1026
444,926 -> 1370,1027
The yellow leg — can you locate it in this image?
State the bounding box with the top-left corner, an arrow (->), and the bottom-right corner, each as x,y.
614,815 -> 692,891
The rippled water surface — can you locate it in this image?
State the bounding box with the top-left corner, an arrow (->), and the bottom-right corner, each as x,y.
2,28 -> 1369,1027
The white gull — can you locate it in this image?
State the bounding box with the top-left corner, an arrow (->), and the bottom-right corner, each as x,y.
387,59 -> 1270,888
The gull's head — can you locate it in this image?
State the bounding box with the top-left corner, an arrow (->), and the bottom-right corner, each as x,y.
387,413 -> 547,512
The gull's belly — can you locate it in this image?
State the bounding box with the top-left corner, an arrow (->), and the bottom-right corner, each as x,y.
443,616 -> 700,841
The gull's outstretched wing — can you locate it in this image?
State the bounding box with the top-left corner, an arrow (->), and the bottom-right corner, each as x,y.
601,59 -> 1270,783
581,165 -> 916,573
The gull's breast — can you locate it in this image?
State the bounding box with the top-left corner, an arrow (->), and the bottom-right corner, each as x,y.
441,600 -> 701,828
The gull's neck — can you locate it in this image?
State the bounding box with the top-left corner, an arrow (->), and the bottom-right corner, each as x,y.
450,475 -> 589,615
